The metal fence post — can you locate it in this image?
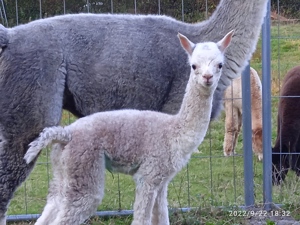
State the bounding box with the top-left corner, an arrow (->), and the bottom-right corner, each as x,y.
262,0 -> 273,211
242,64 -> 255,207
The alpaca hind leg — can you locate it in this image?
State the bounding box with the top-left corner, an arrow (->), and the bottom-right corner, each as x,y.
295,138 -> 300,177
290,138 -> 300,176
50,151 -> 106,225
252,129 -> 263,161
293,155 -> 300,177
35,194 -> 60,225
48,191 -> 104,225
223,105 -> 239,156
47,174 -> 105,225
0,57 -> 66,225
272,150 -> 290,185
151,183 -> 169,225
35,144 -> 67,225
0,149 -> 36,225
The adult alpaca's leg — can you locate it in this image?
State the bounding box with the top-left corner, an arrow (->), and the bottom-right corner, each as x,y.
0,120 -> 63,224
0,55 -> 66,224
290,135 -> 300,176
279,129 -> 299,182
0,144 -> 63,225
272,131 -> 298,184
151,183 -> 169,225
223,103 -> 240,156
0,146 -> 36,225
294,138 -> 300,177
252,129 -> 263,160
236,110 -> 242,147
272,146 -> 290,185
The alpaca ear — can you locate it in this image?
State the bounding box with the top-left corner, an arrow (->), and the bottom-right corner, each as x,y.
178,33 -> 195,56
217,30 -> 234,53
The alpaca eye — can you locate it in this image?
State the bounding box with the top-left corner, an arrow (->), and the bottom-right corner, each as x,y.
218,63 -> 223,69
192,65 -> 197,70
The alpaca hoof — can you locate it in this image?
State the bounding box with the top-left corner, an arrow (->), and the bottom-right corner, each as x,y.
223,151 -> 234,157
257,154 -> 263,161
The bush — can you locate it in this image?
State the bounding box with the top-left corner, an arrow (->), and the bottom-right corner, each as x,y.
271,0 -> 300,19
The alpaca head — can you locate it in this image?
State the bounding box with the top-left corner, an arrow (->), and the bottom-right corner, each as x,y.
178,30 -> 234,90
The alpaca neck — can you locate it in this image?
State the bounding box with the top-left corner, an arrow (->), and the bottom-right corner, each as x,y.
186,0 -> 268,40
175,76 -> 215,152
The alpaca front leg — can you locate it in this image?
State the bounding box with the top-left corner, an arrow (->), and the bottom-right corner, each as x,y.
0,214 -> 5,225
0,152 -> 36,225
223,105 -> 240,156
132,182 -> 158,225
151,184 -> 169,225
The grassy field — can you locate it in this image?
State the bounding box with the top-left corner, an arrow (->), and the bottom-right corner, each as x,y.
7,23 -> 300,224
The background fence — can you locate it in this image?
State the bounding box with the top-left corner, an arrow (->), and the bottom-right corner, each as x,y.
1,0 -> 300,223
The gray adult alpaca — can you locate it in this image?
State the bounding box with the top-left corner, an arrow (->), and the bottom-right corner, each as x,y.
0,0 -> 267,223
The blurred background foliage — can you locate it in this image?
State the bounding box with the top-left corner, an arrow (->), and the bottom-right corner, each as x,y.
2,0 -> 300,27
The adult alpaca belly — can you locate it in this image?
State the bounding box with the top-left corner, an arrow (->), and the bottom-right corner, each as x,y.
62,18 -> 187,116
63,61 -> 178,117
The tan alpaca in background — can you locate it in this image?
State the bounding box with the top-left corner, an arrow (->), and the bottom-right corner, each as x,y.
223,67 -> 263,160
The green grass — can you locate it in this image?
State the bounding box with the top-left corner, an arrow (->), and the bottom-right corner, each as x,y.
7,23 -> 300,224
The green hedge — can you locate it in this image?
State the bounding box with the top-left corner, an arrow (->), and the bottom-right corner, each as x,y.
2,0 -> 299,27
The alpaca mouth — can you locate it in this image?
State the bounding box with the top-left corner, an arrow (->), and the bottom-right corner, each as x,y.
205,81 -> 212,86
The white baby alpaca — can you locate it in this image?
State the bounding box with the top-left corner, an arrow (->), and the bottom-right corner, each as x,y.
24,30 -> 233,225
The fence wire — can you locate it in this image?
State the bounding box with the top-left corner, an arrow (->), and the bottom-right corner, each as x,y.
0,0 -> 299,222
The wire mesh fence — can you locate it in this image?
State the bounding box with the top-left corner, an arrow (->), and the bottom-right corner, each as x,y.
0,0 -> 300,222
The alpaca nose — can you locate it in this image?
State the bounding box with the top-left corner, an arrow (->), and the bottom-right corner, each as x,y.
203,74 -> 213,82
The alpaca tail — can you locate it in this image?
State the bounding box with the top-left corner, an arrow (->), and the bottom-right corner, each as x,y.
24,126 -> 72,164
